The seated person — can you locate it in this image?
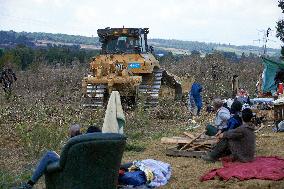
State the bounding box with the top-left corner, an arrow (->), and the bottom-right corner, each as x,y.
203,108 -> 256,163
220,100 -> 243,133
205,98 -> 230,136
236,89 -> 250,104
18,124 -> 101,189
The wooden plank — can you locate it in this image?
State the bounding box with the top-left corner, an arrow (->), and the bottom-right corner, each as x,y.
161,137 -> 217,145
183,132 -> 195,139
255,123 -> 265,133
166,148 -> 207,158
179,130 -> 206,151
161,137 -> 192,144
187,142 -> 209,151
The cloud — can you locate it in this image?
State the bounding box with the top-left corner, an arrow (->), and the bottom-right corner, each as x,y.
0,0 -> 282,48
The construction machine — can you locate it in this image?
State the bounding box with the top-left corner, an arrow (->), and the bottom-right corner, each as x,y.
82,27 -> 182,107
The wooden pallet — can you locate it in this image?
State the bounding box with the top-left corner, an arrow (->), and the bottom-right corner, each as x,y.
162,131 -> 215,158
166,147 -> 207,158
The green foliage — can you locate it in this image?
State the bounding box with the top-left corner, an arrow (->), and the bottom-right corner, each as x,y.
0,168 -> 32,188
0,30 -> 100,46
277,0 -> 284,57
0,48 -> 3,58
15,123 -> 67,159
125,142 -> 146,152
0,45 -> 99,70
154,99 -> 188,120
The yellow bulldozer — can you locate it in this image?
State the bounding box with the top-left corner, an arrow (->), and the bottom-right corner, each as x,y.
82,27 -> 182,107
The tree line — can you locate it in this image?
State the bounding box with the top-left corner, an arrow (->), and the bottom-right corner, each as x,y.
0,30 -> 280,57
0,45 -> 99,70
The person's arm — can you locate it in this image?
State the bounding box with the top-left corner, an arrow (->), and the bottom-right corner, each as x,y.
221,117 -> 237,132
219,112 -> 230,121
199,85 -> 202,92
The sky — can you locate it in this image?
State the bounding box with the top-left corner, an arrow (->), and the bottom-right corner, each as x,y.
0,0 -> 283,49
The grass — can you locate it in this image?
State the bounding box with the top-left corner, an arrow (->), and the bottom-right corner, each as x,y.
0,64 -> 284,189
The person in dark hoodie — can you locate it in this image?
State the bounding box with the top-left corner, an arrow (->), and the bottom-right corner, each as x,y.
203,108 -> 256,163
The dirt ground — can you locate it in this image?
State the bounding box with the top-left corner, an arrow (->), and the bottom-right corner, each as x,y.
122,125 -> 284,189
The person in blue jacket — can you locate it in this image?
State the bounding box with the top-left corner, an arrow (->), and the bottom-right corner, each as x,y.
188,82 -> 203,116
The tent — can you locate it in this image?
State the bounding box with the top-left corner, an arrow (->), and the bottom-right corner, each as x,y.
262,57 -> 284,94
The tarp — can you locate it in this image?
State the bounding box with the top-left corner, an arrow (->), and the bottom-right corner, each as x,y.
262,57 -> 284,93
201,156 -> 284,181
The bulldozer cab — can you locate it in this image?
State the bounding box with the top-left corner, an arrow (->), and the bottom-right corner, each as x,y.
98,28 -> 149,54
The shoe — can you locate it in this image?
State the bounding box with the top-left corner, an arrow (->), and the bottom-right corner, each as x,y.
201,154 -> 217,163
18,183 -> 33,189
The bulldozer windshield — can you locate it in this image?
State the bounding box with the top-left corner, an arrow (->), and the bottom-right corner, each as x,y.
103,36 -> 145,54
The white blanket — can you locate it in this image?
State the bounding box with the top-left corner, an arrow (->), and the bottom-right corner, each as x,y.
102,91 -> 125,134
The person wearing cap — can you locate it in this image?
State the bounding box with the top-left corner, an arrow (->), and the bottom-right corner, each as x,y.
203,108 -> 256,163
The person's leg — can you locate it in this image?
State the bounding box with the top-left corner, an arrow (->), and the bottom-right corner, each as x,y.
30,151 -> 60,183
203,139 -> 231,162
195,97 -> 202,116
205,125 -> 218,136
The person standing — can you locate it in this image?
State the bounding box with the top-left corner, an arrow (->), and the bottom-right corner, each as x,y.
188,82 -> 203,116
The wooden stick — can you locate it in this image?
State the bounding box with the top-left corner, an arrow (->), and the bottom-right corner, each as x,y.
183,132 -> 195,139
255,123 -> 265,133
161,137 -> 192,144
179,130 -> 206,151
187,143 -> 207,151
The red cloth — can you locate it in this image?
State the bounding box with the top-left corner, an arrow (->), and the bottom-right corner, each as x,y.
201,156 -> 284,181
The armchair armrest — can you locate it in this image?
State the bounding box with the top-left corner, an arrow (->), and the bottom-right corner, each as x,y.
46,161 -> 62,173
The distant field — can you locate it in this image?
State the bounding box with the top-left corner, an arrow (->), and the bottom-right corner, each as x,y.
0,30 -> 281,57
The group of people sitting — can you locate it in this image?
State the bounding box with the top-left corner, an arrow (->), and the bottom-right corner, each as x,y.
202,98 -> 255,163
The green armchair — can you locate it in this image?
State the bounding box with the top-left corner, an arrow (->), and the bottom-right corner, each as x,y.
44,133 -> 126,189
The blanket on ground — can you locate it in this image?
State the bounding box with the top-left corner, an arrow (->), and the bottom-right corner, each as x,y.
102,91 -> 125,134
201,156 -> 284,181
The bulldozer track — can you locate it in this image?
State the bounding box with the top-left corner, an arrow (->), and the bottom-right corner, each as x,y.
82,84 -> 107,107
139,68 -> 163,107
82,69 -> 165,108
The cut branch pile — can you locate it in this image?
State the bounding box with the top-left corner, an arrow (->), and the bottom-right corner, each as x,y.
161,131 -> 217,158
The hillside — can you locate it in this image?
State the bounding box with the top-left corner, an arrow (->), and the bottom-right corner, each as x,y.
0,30 -> 280,57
